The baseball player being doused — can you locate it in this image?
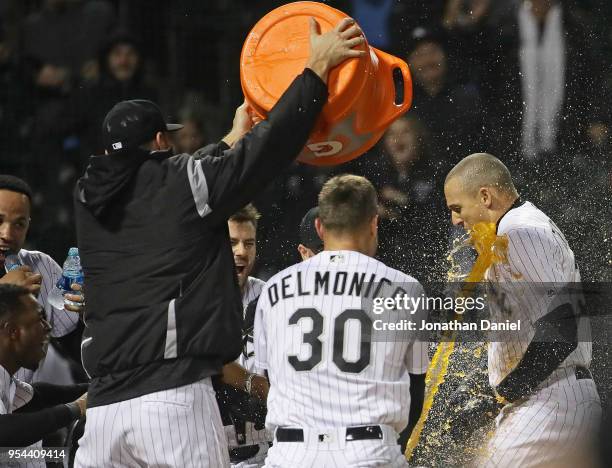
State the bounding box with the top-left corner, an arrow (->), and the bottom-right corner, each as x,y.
253,175 -> 429,467
444,153 -> 601,468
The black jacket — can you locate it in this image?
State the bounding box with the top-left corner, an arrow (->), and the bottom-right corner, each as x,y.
74,69 -> 327,407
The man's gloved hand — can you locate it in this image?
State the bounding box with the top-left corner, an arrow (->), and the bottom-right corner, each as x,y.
215,382 -> 267,429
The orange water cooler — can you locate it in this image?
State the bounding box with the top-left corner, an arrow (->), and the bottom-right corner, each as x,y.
240,1 -> 413,166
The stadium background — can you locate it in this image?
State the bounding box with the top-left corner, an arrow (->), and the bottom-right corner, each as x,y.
0,2 -> 610,459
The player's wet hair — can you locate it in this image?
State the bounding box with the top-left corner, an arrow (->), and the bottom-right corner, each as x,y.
318,175 -> 378,232
0,284 -> 30,324
0,175 -> 33,203
445,153 -> 518,197
229,203 -> 261,229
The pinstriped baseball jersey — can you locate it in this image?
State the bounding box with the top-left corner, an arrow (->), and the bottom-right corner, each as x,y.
238,276 -> 265,373
0,366 -> 44,468
12,249 -> 79,384
254,250 -> 429,433
485,202 -> 591,386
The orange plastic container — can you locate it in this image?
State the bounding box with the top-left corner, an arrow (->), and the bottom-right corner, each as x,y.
240,1 -> 413,166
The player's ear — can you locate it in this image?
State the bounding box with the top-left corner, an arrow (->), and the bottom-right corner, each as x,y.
297,244 -> 309,261
315,218 -> 324,239
155,131 -> 171,151
4,322 -> 20,341
479,187 -> 492,208
370,214 -> 378,235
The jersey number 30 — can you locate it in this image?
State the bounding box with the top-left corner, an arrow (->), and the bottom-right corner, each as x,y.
288,308 -> 372,373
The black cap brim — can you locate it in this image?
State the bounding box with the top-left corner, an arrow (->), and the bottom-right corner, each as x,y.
166,124 -> 184,132
299,207 -> 323,252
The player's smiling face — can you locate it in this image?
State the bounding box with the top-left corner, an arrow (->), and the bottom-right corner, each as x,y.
0,190 -> 31,268
229,220 -> 256,291
444,178 -> 488,231
10,294 -> 51,371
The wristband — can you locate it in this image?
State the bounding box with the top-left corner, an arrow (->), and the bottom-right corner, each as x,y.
245,373 -> 256,396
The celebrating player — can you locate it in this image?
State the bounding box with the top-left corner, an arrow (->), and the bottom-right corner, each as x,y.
217,204 -> 271,467
0,175 -> 85,385
444,153 -> 601,467
254,175 -> 429,467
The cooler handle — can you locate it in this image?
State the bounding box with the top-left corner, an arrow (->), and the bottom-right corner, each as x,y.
370,48 -> 413,133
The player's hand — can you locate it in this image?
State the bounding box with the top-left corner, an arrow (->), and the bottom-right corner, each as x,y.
222,101 -> 254,147
230,395 -> 267,431
74,392 -> 87,417
250,111 -> 264,126
306,17 -> 366,83
0,266 -> 42,296
64,283 -> 85,314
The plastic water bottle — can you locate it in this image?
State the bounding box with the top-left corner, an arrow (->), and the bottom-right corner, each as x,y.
4,254 -> 22,272
48,247 -> 84,310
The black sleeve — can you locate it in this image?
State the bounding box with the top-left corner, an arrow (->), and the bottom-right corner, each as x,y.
16,383 -> 88,413
495,303 -> 578,402
196,68 -> 327,224
53,320 -> 85,367
398,372 -> 426,452
193,141 -> 229,159
0,406 -> 76,446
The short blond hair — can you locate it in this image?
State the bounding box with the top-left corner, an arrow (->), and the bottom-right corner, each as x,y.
445,153 -> 518,196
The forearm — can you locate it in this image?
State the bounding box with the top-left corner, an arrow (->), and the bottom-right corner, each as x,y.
0,405 -> 78,446
496,303 -> 578,402
19,383 -> 88,412
221,362 -> 268,400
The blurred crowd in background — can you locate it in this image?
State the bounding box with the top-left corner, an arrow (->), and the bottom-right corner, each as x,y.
0,0 -> 610,283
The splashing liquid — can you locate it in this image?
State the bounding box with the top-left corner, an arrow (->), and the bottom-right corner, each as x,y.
406,222 -> 511,461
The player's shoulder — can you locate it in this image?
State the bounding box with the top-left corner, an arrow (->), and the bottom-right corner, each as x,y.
378,261 -> 424,292
244,276 -> 265,302
18,249 -> 61,270
498,202 -> 553,236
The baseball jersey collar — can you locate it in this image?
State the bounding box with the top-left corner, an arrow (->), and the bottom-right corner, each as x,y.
496,197 -> 525,234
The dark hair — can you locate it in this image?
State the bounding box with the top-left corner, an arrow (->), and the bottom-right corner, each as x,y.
318,175 -> 378,232
0,284 -> 29,323
0,175 -> 33,202
229,204 -> 261,229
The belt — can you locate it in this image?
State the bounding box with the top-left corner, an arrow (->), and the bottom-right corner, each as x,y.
575,366 -> 592,380
276,425 -> 383,443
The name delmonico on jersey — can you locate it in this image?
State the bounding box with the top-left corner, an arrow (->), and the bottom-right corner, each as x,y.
266,270 -> 397,306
